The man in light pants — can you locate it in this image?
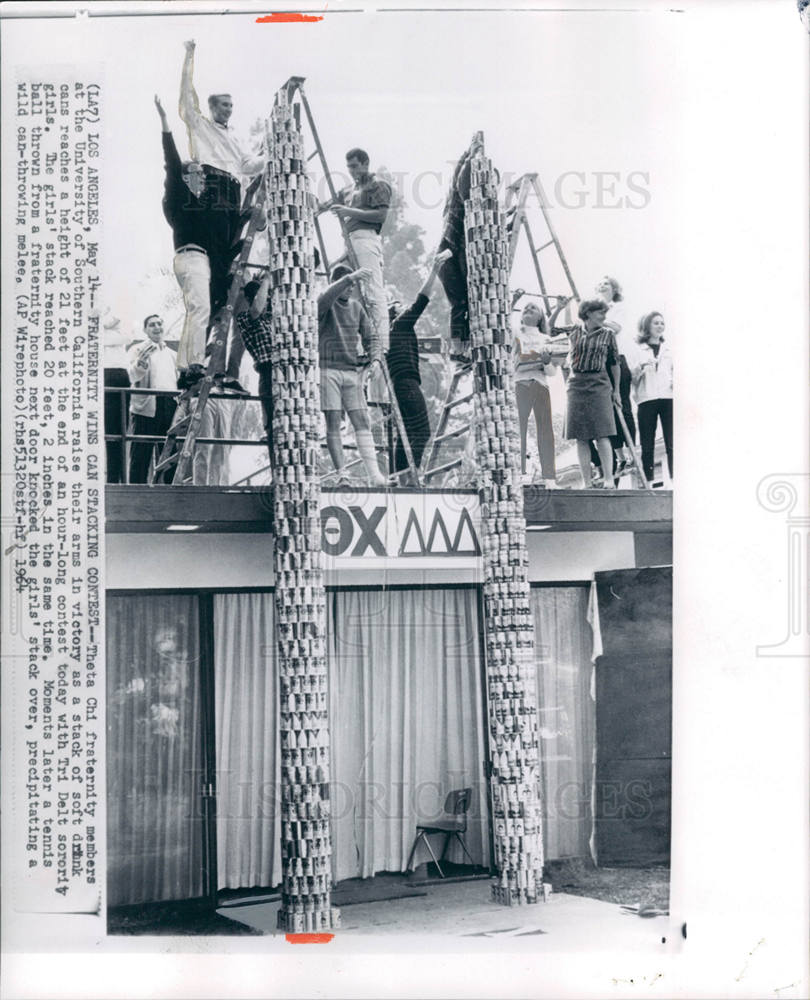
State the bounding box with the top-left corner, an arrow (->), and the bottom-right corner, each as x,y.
318,264 -> 386,486
331,148 -> 392,351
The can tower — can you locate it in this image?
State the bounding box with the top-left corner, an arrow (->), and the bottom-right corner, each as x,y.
269,92 -> 340,934
464,133 -> 546,905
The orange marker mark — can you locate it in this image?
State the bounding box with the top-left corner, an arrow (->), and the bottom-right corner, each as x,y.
285,933 -> 335,944
256,12 -> 324,23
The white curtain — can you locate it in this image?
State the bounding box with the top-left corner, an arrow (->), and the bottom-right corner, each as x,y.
530,586 -> 596,860
328,587 -> 489,881
213,586 -> 490,889
214,593 -> 282,890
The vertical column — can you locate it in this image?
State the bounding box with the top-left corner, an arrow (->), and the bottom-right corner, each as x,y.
464,135 -> 545,905
269,95 -> 339,934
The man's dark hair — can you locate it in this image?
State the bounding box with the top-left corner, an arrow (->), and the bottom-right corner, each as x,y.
143,314 -> 161,329
345,148 -> 369,165
208,93 -> 232,107
577,299 -> 609,322
243,280 -> 261,307
331,264 -> 353,282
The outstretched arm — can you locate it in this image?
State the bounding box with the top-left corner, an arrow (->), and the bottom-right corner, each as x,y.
417,247 -> 451,300
179,39 -> 201,126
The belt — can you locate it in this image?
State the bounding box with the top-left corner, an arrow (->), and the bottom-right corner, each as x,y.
176,244 -> 208,255
202,164 -> 238,182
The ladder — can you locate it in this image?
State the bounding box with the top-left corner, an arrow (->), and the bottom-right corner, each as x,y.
280,76 -> 421,487
150,172 -> 267,485
421,165 -> 582,486
504,173 -> 580,312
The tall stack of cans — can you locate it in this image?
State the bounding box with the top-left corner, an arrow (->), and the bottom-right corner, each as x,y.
269,94 -> 340,935
463,135 -> 545,906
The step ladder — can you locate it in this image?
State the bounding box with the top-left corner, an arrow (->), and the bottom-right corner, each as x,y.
421,362 -> 474,484
422,163 -> 580,485
280,76 -> 421,487
150,171 -> 267,485
504,173 -> 580,312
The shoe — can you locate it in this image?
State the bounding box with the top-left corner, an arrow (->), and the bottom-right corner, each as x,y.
218,376 -> 249,395
176,363 -> 207,390
367,469 -> 387,487
543,480 -> 559,490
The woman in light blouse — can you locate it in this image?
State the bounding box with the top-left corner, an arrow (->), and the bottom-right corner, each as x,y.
513,297 -> 568,487
631,311 -> 673,486
565,299 -> 621,489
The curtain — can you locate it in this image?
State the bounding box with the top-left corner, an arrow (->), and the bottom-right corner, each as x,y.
106,594 -> 204,906
530,586 -> 596,860
328,587 -> 489,881
214,593 -> 281,890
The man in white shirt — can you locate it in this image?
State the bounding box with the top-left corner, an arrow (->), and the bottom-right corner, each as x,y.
178,40 -> 265,325
127,315 -> 178,483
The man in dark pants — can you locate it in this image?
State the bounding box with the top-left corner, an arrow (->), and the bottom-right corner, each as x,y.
387,250 -> 450,476
437,150 -> 472,361
127,315 -> 178,484
179,39 -> 265,386
234,272 -> 274,467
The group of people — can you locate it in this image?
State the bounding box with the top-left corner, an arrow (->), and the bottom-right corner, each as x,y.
513,276 -> 673,489
104,41 -> 672,490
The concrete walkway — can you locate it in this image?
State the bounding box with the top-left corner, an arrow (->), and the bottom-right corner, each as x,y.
219,879 -> 670,951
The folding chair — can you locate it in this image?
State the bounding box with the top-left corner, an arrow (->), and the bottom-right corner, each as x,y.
405,787 -> 476,878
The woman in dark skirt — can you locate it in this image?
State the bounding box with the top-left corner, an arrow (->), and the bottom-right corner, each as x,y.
565,299 -> 621,489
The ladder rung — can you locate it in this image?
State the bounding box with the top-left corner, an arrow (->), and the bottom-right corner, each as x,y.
433,424 -> 469,445
166,413 -> 192,436
153,452 -> 180,474
423,458 -> 463,480
535,240 -> 555,253
307,150 -> 320,162
445,392 -> 474,411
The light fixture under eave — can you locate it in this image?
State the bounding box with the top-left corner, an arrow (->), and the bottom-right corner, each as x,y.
165,524 -> 201,532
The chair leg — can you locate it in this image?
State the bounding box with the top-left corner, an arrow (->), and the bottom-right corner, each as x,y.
422,834 -> 445,878
406,831 -> 423,873
439,832 -> 451,863
453,832 -> 476,867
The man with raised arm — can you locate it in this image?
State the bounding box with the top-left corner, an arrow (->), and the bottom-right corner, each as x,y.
154,94 -> 216,381
178,39 -> 265,312
318,264 -> 386,486
386,248 -> 452,478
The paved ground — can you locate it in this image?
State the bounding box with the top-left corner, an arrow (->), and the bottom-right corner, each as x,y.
219,878 -> 671,951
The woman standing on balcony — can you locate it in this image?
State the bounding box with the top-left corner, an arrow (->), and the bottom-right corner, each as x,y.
632,312 -> 673,487
565,299 -> 621,489
513,297 -> 568,487
595,275 -> 637,478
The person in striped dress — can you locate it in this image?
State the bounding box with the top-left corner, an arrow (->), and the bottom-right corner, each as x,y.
565,299 -> 621,489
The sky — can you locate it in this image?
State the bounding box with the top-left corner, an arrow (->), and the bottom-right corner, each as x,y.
12,6 -> 686,347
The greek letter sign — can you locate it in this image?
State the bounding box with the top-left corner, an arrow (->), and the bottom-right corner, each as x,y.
320,490 -> 481,565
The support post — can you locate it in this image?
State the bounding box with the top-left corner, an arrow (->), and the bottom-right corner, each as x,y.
269,93 -> 340,934
464,134 -> 545,905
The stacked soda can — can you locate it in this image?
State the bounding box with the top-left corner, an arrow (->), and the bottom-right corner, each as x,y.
269,94 -> 340,935
463,135 -> 545,906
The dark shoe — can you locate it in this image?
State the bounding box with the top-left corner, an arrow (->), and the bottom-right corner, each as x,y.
217,376 -> 249,395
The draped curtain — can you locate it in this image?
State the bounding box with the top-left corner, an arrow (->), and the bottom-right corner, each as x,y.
530,586 -> 595,860
214,593 -> 282,890
328,587 -> 490,881
106,594 -> 204,906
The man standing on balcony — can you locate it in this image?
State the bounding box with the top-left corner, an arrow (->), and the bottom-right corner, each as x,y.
318,264 -> 386,486
331,149 -> 392,352
127,315 -> 178,484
